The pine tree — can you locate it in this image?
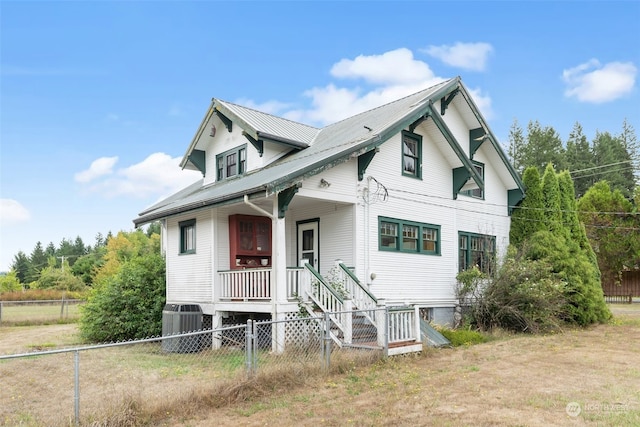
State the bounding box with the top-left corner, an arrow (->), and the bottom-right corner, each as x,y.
28,241 -> 48,283
541,163 -> 562,233
508,119 -> 526,174
522,121 -> 567,173
565,122 -> 595,197
510,167 -> 545,246
592,131 -> 635,199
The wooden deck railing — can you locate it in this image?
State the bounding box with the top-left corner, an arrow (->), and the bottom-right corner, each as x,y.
218,267 -> 311,301
218,268 -> 272,300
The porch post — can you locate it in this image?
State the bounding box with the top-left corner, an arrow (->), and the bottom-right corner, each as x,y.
271,200 -> 287,354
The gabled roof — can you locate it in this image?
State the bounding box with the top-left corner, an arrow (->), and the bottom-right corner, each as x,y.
180,99 -> 319,170
135,77 -> 524,226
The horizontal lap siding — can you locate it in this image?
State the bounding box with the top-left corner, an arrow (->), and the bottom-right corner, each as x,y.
362,125 -> 511,303
166,210 -> 214,303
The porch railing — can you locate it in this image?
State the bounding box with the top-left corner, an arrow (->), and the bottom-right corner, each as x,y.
387,306 -> 419,344
219,268 -> 272,300
336,262 -> 378,323
218,267 -> 310,301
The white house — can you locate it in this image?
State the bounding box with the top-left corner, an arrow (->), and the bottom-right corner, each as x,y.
134,76 -> 524,350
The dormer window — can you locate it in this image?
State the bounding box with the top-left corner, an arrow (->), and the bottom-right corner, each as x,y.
217,145 -> 247,180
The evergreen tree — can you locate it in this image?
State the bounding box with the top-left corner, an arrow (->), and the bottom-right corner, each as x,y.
541,163 -> 562,233
28,241 -> 48,283
592,131 -> 635,199
510,167 -> 545,246
508,119 -> 526,174
10,251 -> 30,284
45,242 -> 56,258
618,118 -> 639,187
565,122 -> 595,197
522,121 -> 567,173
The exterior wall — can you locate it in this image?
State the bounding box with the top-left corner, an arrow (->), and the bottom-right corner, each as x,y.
197,114 -> 292,187
355,115 -> 512,309
165,209 -> 215,305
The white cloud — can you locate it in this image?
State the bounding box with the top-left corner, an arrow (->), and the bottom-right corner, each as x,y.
0,199 -> 31,226
467,87 -> 494,120
563,59 -> 637,103
423,42 -> 494,72
330,48 -> 436,85
74,156 -> 119,183
78,153 -> 201,199
283,48 -> 445,125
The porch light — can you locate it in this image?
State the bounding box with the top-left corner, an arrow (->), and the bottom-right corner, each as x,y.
319,178 -> 331,188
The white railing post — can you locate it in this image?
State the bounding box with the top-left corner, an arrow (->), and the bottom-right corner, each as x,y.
414,306 -> 422,343
376,299 -> 387,348
343,298 -> 353,344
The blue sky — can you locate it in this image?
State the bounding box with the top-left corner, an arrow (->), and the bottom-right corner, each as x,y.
1,1 -> 638,271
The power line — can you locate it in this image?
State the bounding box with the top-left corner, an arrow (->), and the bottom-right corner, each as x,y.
569,160 -> 632,175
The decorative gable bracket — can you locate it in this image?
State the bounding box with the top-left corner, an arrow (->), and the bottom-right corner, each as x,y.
278,184 -> 300,218
188,149 -> 206,176
214,109 -> 233,132
357,148 -> 379,181
469,127 -> 488,159
243,132 -> 264,157
440,89 -> 460,115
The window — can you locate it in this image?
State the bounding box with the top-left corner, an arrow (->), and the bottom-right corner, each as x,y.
216,145 -> 247,180
402,131 -> 422,178
458,231 -> 495,274
462,161 -> 484,199
179,219 -> 196,254
379,217 -> 440,255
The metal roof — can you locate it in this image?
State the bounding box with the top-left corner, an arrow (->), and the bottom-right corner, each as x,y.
135,77 -> 523,226
216,100 -> 319,146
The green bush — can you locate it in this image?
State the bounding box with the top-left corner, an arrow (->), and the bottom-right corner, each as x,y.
79,252 -> 165,342
457,248 -> 569,333
437,327 -> 487,346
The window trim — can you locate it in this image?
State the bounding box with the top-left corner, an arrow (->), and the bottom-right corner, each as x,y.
458,231 -> 495,274
401,130 -> 422,179
179,219 -> 196,254
379,216 -> 440,255
216,144 -> 247,181
461,161 -> 485,199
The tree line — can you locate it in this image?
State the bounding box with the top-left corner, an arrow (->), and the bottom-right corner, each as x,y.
1,223 -> 161,293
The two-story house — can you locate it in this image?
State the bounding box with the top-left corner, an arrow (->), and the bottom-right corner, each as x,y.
134,76 -> 524,348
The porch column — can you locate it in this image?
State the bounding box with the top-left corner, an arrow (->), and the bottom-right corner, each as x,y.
271,201 -> 288,353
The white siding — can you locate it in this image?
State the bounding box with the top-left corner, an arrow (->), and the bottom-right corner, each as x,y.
355,112 -> 511,306
165,210 -> 214,303
199,115 -> 293,186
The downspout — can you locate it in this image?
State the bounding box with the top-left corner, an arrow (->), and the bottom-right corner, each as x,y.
243,195 -> 275,220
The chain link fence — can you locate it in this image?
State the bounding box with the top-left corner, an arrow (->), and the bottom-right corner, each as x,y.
0,299 -> 83,325
0,309 -> 397,426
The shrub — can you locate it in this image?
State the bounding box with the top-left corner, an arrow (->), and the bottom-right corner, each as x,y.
437,327 -> 487,346
79,252 -> 165,342
456,248 -> 568,333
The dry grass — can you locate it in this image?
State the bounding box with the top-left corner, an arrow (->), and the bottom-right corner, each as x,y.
1,304 -> 639,426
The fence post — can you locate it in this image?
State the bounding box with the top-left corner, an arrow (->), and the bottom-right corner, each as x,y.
245,319 -> 254,377
376,299 -> 387,351
60,295 -> 66,319
0,301 -> 3,324
74,350 -> 80,426
323,311 -> 331,371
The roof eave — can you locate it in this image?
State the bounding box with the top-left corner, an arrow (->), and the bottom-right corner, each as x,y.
133,186 -> 268,227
